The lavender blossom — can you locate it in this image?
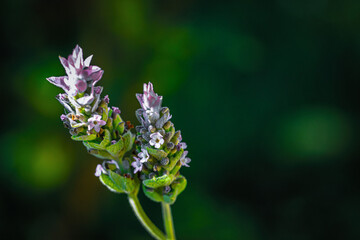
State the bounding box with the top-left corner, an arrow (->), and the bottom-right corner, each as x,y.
88,114 -> 106,132
138,148 -> 149,163
112,106 -> 121,114
95,164 -> 106,177
180,151 -> 191,167
132,157 -> 143,173
47,45 -> 103,97
149,132 -> 164,149
136,82 -> 163,122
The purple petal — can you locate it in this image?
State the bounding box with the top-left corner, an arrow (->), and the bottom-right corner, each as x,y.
76,95 -> 94,105
84,55 -> 93,67
95,164 -> 106,177
46,76 -> 70,91
104,95 -> 110,103
112,107 -> 121,114
60,114 -> 67,121
59,56 -> 71,75
89,69 -> 104,83
94,125 -> 101,132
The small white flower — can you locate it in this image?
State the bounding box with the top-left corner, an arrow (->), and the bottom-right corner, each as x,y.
131,157 -> 143,174
149,132 -> 164,149
138,148 -> 149,163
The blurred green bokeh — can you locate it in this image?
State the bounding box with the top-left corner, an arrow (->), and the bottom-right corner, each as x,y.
1,0 -> 359,239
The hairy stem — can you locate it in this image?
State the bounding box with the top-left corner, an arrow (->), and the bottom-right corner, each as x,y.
128,195 -> 166,240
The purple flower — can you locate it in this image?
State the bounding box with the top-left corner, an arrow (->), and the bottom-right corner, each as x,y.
178,142 -> 187,150
60,114 -> 67,121
149,132 -> 164,149
104,95 -> 110,103
87,114 -> 106,132
112,106 -> 121,114
136,82 -> 162,121
95,164 -> 106,177
131,157 -> 143,173
180,151 -> 191,167
47,45 -> 104,97
138,148 -> 149,163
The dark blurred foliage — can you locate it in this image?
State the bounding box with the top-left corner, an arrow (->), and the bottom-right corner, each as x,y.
1,0 -> 360,239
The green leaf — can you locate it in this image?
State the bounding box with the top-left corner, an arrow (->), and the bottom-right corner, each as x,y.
106,138 -> 124,158
71,134 -> 97,141
143,174 -> 175,188
108,170 -> 139,194
88,149 -> 114,159
142,185 -> 163,202
99,174 -> 124,193
164,175 -> 187,205
83,141 -> 104,150
146,146 -> 168,160
100,129 -> 111,148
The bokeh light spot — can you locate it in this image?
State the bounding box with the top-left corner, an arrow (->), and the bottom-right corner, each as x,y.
274,107 -> 351,162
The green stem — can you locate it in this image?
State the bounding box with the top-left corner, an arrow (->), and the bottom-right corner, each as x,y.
161,202 -> 176,240
128,195 -> 166,240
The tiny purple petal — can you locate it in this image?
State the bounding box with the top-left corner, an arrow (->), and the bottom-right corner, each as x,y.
60,114 -> 67,121
112,106 -> 121,114
88,114 -> 106,132
104,95 -> 110,103
131,157 -> 143,174
95,164 -> 106,177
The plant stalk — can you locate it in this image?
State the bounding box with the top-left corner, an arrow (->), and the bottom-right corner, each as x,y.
128,195 -> 166,240
161,202 -> 176,240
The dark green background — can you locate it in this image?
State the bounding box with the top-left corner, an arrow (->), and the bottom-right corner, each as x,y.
1,0 -> 359,239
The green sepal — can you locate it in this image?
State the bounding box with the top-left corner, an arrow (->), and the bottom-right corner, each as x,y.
106,138 -> 124,158
163,148 -> 183,171
171,130 -> 181,145
116,122 -> 125,135
105,118 -> 113,132
170,159 -> 182,175
113,114 -> 123,130
143,174 -> 175,188
146,146 -> 168,160
142,185 -> 163,202
163,175 -> 187,205
100,102 -> 109,122
71,133 -> 97,141
123,131 -> 135,152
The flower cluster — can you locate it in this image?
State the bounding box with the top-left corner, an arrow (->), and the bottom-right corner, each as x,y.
47,45 -> 137,194
47,46 -> 190,204
134,82 -> 190,204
